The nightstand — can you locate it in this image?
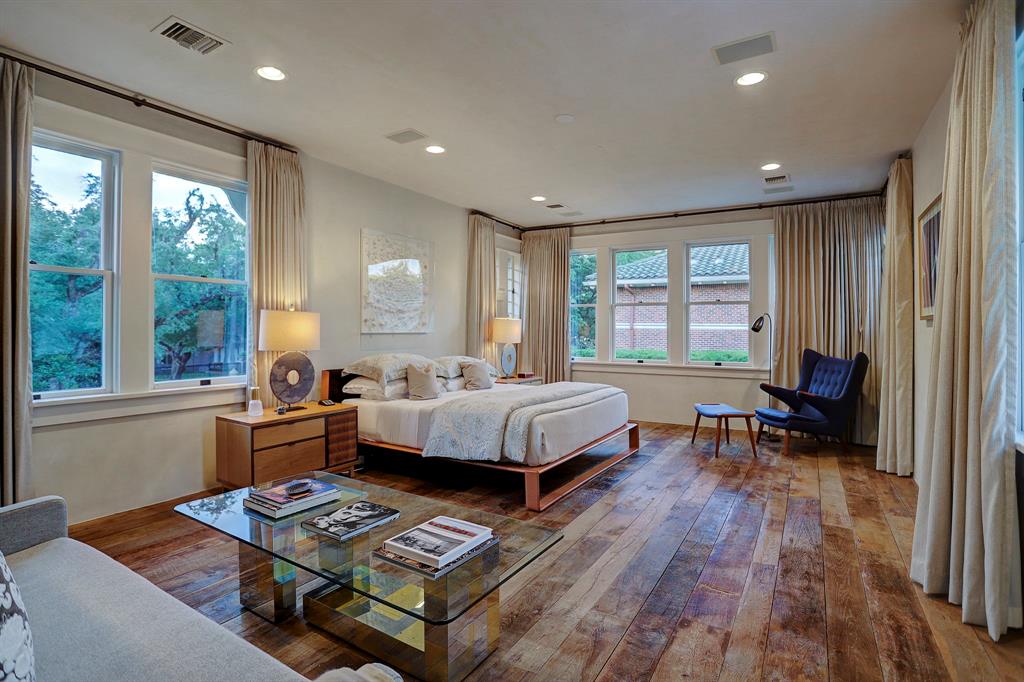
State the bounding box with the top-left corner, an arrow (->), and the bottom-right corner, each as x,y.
495,376 -> 544,386
216,402 -> 358,489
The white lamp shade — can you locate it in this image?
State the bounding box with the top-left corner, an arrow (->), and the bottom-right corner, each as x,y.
492,317 -> 522,344
258,310 -> 321,351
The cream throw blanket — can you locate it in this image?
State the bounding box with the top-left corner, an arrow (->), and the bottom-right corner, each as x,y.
422,382 -> 624,463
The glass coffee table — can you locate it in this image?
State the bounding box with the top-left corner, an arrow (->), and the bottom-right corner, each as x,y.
175,471 -> 561,682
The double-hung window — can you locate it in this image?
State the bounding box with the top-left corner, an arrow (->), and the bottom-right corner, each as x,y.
151,167 -> 249,386
569,250 -> 597,359
613,248 -> 668,361
496,248 -> 523,318
28,134 -> 118,397
686,241 -> 751,364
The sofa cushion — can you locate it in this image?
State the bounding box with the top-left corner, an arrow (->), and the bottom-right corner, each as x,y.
0,550 -> 34,682
7,538 -> 304,682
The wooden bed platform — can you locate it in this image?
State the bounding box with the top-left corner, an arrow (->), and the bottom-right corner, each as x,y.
321,369 -> 640,511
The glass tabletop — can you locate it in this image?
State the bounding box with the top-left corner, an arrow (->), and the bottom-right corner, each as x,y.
175,471 -> 561,624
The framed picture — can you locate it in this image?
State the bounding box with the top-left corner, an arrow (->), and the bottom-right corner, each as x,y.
360,229 -> 434,333
918,194 -> 941,320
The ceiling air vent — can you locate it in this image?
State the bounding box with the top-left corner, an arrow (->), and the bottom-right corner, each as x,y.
712,32 -> 776,66
546,203 -> 565,209
761,173 -> 791,187
385,129 -> 428,144
153,16 -> 229,55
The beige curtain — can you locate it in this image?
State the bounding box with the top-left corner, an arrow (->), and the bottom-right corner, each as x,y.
0,59 -> 34,505
466,214 -> 497,365
522,227 -> 570,382
911,0 -> 1021,641
773,196 -> 885,445
876,158 -> 915,475
248,141 -> 308,407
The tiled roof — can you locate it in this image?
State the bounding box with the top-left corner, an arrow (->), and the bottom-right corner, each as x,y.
583,243 -> 749,283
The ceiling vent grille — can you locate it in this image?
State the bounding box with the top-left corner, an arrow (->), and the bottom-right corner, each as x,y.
761,173 -> 791,187
545,203 -> 565,209
712,32 -> 776,66
385,129 -> 428,144
153,17 -> 228,55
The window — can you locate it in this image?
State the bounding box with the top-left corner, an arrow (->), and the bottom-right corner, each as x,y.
613,248 -> 668,361
496,248 -> 522,318
570,251 -> 597,359
686,242 -> 750,364
151,168 -> 248,385
28,134 -> 117,397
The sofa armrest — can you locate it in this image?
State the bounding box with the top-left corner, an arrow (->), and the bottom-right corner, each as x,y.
0,496 -> 68,555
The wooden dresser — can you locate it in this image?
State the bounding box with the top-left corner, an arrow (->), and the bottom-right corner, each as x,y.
216,402 -> 358,488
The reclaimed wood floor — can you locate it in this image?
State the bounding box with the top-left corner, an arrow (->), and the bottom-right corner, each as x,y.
70,422 -> 1023,681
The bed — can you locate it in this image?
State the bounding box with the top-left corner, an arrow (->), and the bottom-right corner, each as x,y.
321,369 -> 639,511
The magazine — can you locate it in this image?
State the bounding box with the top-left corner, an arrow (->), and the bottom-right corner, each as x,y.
383,516 -> 492,568
374,536 -> 499,579
250,478 -> 339,507
302,501 -> 400,542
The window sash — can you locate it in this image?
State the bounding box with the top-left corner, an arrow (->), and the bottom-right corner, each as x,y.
684,240 -> 751,366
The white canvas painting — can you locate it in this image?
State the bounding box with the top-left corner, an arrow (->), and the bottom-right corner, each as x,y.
361,229 -> 434,333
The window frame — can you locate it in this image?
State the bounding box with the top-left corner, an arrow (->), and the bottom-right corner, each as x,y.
569,248 -> 598,361
495,247 -> 523,319
28,130 -> 121,400
610,245 -> 670,364
684,238 -> 752,368
149,161 -> 250,390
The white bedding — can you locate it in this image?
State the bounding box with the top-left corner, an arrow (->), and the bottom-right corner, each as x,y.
344,383 -> 628,466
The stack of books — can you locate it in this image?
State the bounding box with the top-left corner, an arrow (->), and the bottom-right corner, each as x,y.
375,516 -> 495,577
243,478 -> 341,518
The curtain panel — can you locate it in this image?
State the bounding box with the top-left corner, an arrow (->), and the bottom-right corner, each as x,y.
876,158 -> 915,475
522,227 -> 570,382
0,58 -> 34,505
911,0 -> 1021,641
466,214 -> 497,366
773,196 -> 885,446
247,141 -> 308,407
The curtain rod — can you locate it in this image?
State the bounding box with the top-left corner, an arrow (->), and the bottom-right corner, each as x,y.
519,188 -> 886,231
1,49 -> 295,151
469,210 -> 524,232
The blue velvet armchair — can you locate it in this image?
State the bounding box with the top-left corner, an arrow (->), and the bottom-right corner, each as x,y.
755,348 -> 869,454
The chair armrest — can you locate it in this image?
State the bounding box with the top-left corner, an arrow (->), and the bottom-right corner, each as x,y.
760,383 -> 802,411
0,496 -> 68,555
797,391 -> 844,419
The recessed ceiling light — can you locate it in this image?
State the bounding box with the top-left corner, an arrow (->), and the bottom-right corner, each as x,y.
425,145 -> 446,154
531,196 -> 547,202
255,66 -> 287,81
735,72 -> 766,86
555,114 -> 576,124
761,162 -> 781,171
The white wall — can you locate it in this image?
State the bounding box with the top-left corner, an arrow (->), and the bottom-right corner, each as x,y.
910,78 -> 951,479
303,153 -> 469,372
570,217 -> 772,424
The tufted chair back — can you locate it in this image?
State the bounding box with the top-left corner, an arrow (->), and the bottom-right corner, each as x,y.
794,348 -> 869,420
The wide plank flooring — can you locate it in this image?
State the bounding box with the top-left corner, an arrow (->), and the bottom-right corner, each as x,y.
70,422 -> 1024,680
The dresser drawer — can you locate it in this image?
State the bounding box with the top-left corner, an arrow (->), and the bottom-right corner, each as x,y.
253,437 -> 326,483
326,411 -> 358,466
253,418 -> 325,451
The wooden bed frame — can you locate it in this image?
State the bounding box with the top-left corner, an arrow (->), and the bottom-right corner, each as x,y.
321,369 -> 640,511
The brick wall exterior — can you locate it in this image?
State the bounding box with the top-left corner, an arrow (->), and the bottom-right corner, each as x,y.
613,282 -> 749,353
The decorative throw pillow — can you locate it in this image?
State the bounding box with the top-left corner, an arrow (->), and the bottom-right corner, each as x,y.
344,353 -> 432,388
407,362 -> 443,400
344,377 -> 409,401
0,551 -> 34,682
460,360 -> 495,390
434,356 -> 499,379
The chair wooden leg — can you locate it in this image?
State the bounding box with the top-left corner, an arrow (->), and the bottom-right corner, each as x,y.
691,414 -> 701,444
756,421 -> 765,444
724,418 -> 730,444
745,417 -> 757,457
714,418 -> 722,458
783,429 -> 792,456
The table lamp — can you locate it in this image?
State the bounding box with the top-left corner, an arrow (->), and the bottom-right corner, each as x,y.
492,317 -> 522,378
258,309 -> 321,411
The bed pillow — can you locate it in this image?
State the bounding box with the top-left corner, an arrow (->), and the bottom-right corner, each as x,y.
0,550 -> 34,682
407,362 -> 443,400
434,356 -> 499,379
443,376 -> 467,392
460,360 -> 495,390
344,377 -> 409,401
344,353 -> 432,388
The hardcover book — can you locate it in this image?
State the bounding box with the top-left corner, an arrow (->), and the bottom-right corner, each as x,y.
250,478 -> 339,507
302,501 -> 401,542
382,516 -> 493,568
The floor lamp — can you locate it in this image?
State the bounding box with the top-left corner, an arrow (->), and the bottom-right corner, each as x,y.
750,312 -> 776,439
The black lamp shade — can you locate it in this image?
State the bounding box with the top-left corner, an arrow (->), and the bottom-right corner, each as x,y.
751,315 -> 765,333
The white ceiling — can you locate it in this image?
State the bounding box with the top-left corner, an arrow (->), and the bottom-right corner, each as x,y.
1,0 -> 964,227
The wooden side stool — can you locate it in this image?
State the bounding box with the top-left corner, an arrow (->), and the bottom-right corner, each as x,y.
691,403 -> 758,458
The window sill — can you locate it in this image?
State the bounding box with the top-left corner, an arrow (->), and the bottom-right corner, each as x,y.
570,360 -> 768,380
32,384 -> 246,428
